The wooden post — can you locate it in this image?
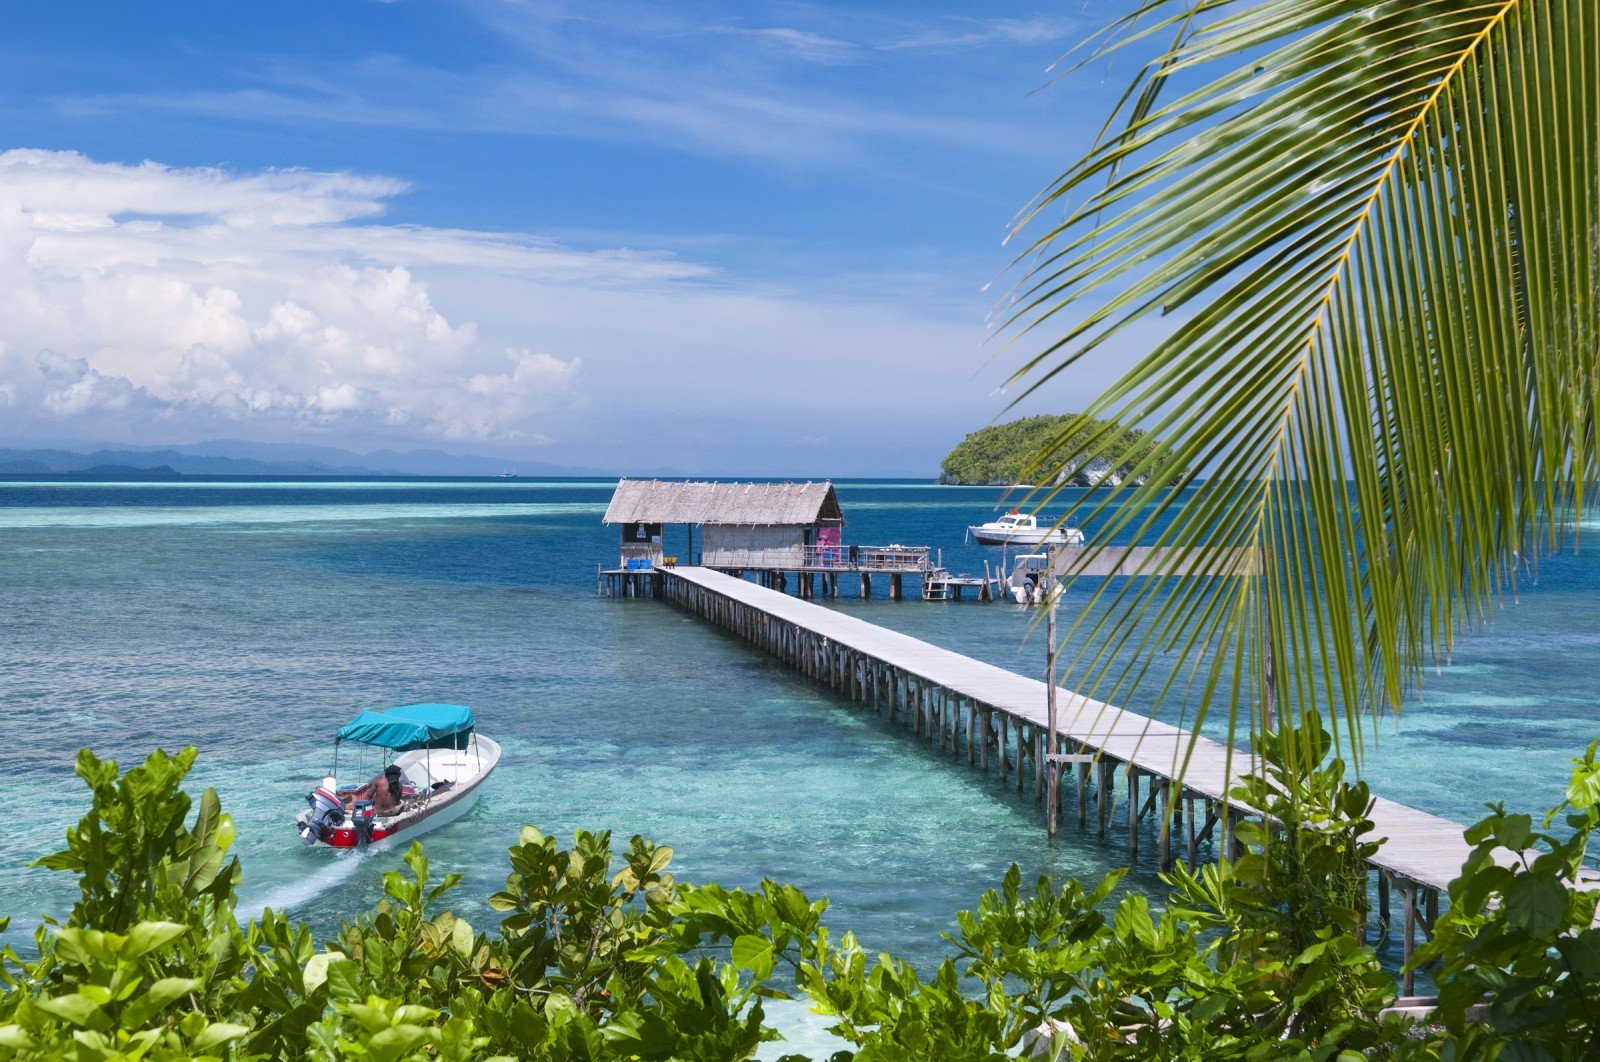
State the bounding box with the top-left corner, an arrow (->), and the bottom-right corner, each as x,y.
1157,780 -> 1171,869
1045,563 -> 1060,836
1185,796 -> 1197,866
1401,885 -> 1417,995
966,700 -> 976,764
1128,769 -> 1141,860
860,572 -> 871,599
1033,729 -> 1044,801
1096,760 -> 1113,836
1077,756 -> 1090,827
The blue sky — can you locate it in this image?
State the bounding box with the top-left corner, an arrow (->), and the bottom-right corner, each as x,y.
0,2 -> 1157,474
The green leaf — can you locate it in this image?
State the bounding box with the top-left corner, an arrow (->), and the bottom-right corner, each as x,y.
34,992 -> 111,1031
730,934 -> 775,980
451,916 -> 475,957
123,921 -> 188,960
303,950 -> 349,993
367,1025 -> 429,1062
1503,872 -> 1570,938
1495,814 -> 1534,852
325,955 -> 364,1001
191,1022 -> 251,1051
121,977 -> 200,1028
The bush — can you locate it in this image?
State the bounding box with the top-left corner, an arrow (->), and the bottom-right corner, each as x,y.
4,742 -> 1597,1059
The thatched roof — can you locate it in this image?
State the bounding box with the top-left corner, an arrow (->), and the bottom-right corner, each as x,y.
603,479 -> 843,526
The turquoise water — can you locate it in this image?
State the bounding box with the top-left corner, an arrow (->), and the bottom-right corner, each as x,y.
2,478 -> 1596,1028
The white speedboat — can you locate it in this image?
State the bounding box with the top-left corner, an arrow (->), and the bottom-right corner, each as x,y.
967,511 -> 1085,547
297,703 -> 500,851
1007,553 -> 1050,604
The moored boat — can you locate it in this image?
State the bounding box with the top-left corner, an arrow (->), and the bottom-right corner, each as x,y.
967,511 -> 1085,547
1007,553 -> 1051,604
297,703 -> 500,850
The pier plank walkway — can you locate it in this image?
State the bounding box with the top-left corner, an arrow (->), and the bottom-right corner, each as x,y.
655,565 -> 1478,985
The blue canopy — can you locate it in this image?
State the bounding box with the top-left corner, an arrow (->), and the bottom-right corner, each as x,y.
336,703 -> 475,751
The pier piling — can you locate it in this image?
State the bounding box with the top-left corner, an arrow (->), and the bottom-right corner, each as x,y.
644,565 -> 1473,978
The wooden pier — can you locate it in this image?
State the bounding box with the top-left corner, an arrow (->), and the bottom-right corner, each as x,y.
648,565 -> 1480,990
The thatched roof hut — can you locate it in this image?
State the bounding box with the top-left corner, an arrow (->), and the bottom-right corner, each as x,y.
602,479 -> 842,527
603,479 -> 843,568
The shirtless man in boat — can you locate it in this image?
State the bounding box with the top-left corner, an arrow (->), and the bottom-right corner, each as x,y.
342,764 -> 405,814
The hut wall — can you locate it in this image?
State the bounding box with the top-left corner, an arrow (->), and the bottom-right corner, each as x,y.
618,521 -> 665,566
701,525 -> 806,568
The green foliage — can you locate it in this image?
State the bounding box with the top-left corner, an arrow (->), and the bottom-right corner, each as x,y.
0,749 -> 253,1060
10,744 -> 1600,1059
937,413 -> 1179,487
782,723 -> 1415,1060
1417,742 -> 1600,1060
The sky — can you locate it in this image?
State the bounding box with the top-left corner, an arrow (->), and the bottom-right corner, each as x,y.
0,1 -> 1158,475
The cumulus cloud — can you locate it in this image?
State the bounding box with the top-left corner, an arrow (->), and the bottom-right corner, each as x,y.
36,351 -> 156,417
0,149 -> 705,444
0,147 -> 1031,474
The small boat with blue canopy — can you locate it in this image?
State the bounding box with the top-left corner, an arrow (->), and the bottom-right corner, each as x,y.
297,703 -> 500,850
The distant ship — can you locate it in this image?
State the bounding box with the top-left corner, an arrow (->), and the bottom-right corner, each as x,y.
498,469 -> 517,478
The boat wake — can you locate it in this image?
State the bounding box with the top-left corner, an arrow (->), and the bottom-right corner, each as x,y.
240,851 -> 369,921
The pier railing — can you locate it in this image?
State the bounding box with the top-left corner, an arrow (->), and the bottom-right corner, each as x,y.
798,544 -> 931,572
696,545 -> 932,572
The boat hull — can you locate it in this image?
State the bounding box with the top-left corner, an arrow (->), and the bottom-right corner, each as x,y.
969,526 -> 1068,546
298,735 -> 500,851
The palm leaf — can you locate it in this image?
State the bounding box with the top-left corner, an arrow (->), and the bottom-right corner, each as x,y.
1005,0 -> 1599,768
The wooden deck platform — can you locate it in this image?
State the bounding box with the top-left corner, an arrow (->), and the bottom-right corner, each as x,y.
653,565 -> 1480,988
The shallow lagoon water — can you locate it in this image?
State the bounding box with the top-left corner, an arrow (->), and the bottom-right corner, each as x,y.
1,477 -> 1597,1048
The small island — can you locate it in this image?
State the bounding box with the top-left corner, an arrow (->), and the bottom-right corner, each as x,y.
938,412 -> 1179,486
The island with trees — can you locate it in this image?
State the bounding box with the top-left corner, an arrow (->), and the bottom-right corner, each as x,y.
938,413 -> 1181,487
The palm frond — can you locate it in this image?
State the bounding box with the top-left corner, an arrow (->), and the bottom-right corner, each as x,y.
1007,0 -> 1599,765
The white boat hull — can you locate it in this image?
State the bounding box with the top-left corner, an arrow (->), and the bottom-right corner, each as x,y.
970,526 -> 1070,546
298,735 -> 501,850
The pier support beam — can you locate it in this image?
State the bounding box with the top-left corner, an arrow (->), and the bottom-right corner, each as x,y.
648,564 -> 1460,996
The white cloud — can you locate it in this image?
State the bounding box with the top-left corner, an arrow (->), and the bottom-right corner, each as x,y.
0,149 -> 708,444
35,351 -> 157,417
0,147 -> 1093,474
882,17 -> 1085,52
720,27 -> 861,65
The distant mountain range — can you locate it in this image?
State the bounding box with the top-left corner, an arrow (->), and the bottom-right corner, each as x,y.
0,440 -> 610,478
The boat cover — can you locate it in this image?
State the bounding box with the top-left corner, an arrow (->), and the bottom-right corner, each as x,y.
336,703 -> 475,751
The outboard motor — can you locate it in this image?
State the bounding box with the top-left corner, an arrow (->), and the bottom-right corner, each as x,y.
301,779 -> 345,846
351,800 -> 376,846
